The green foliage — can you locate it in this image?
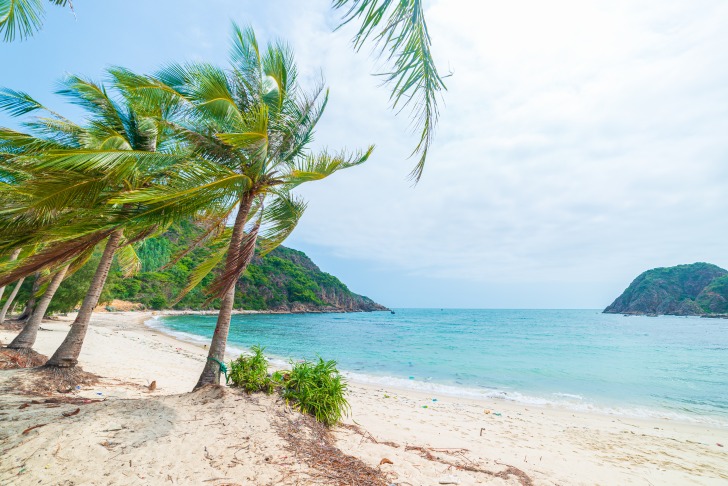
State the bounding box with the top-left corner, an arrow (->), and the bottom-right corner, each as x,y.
228,346 -> 350,426
282,357 -> 350,426
696,275 -> 728,314
228,345 -> 275,394
87,221 -> 380,312
606,262 -> 728,316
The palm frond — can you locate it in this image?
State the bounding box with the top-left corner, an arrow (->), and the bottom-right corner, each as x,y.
333,0 -> 446,181
0,0 -> 43,42
173,242 -> 228,305
284,146 -> 373,186
0,228 -> 114,287
116,243 -> 141,278
0,88 -> 48,116
258,191 -> 307,256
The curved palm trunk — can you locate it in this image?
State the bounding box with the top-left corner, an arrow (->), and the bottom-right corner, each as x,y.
0,277 -> 25,324
17,273 -> 41,321
0,248 -> 22,303
8,264 -> 69,350
44,229 -> 123,368
194,195 -> 256,390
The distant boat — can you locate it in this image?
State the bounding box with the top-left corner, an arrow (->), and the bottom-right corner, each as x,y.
391,310 -> 395,314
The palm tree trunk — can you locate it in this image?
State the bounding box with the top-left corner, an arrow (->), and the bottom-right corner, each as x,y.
0,277 -> 25,324
8,264 -> 69,350
44,229 -> 123,368
194,195 -> 255,389
17,273 -> 41,321
0,248 -> 22,303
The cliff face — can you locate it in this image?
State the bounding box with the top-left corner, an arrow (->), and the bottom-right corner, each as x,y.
236,246 -> 388,313
604,263 -> 728,316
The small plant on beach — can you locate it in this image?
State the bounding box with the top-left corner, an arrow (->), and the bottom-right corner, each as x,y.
281,357 -> 350,426
228,345 -> 274,394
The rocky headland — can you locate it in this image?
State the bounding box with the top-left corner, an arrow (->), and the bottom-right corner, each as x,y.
604,262 -> 728,316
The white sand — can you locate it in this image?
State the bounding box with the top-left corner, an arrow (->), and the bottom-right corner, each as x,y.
1,311 -> 726,485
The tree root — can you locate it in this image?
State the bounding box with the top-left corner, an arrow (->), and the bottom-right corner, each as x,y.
0,347 -> 48,370
7,365 -> 99,396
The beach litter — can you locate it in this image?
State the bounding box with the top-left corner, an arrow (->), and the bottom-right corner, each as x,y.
484,409 -> 491,414
494,412 -> 502,416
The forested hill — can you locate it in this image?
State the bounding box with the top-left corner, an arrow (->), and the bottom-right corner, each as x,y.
43,221 -> 387,314
604,262 -> 728,316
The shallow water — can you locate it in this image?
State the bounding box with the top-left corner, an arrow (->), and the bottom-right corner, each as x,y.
152,309 -> 728,425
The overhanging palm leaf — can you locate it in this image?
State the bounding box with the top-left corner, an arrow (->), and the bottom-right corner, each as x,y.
333,0 -> 446,181
0,0 -> 70,42
284,146 -> 373,186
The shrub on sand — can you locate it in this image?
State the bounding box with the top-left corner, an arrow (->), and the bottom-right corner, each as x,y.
280,358 -> 350,426
228,345 -> 275,394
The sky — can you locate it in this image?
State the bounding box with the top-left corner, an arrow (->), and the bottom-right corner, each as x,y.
1,0 -> 727,308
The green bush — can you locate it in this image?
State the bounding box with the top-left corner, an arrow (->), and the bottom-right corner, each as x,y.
281,357 -> 350,426
228,345 -> 275,394
228,347 -> 350,426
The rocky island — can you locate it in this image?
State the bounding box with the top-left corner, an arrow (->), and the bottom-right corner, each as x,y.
604,262 -> 728,316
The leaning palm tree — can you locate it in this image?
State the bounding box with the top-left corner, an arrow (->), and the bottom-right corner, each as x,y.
113,25 -> 371,389
0,76 -> 186,371
2,0 -> 445,179
6,262 -> 68,352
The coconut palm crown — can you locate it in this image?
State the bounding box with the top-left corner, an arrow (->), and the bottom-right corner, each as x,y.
111,24 -> 372,388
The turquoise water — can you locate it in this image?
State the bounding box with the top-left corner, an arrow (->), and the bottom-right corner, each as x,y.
151,309 -> 728,424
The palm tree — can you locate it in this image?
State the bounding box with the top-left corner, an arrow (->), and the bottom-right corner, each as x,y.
113,25 -> 371,389
1,0 -> 444,179
0,75 -> 185,370
6,263 -> 67,351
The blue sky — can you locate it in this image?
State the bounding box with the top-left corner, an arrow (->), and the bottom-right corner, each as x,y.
2,0 -> 728,308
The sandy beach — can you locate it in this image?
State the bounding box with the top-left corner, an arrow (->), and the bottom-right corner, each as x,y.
1,311 -> 726,485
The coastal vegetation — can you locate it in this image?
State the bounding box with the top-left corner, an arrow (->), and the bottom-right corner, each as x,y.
0,24 -> 372,391
228,345 -> 276,394
604,262 -> 728,316
281,357 -> 349,426
228,344 -> 350,426
0,225 -> 385,315
0,0 -> 441,433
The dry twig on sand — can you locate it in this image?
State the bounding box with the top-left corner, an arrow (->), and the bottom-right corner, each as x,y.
274,409 -> 389,485
404,444 -> 534,486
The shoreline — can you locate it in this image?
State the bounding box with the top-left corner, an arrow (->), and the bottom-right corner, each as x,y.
2,311 -> 727,484
150,310 -> 728,429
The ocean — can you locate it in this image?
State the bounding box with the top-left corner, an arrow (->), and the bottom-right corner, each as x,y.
148,309 -> 728,426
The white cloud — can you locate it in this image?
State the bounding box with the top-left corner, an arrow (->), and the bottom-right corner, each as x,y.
3,0 -> 726,305
278,0 -> 728,291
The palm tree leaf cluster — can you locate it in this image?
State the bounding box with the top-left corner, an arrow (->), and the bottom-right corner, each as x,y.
0,25 -> 370,389
2,0 -> 445,180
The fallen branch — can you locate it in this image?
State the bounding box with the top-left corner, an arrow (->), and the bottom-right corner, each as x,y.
21,423 -> 47,435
